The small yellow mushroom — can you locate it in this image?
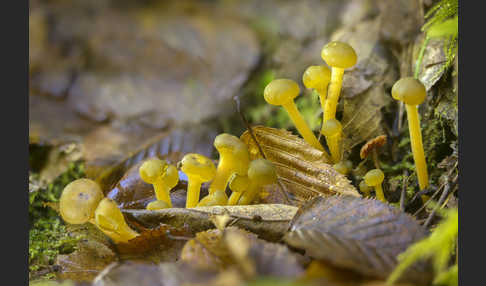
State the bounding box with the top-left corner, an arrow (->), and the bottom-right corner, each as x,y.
364,169 -> 385,202
333,160 -> 352,175
139,158 -> 179,208
59,178 -> 104,225
392,77 -> 428,192
303,65 -> 332,126
227,173 -> 250,205
237,159 -> 277,205
264,79 -> 329,157
321,41 -> 357,122
359,180 -> 372,197
146,200 -> 170,210
94,198 -> 140,243
179,153 -> 216,208
198,134 -> 250,206
321,118 -> 343,163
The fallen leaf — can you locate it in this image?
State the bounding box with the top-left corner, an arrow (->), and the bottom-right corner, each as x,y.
181,227 -> 304,278
284,195 -> 432,285
240,126 -> 360,205
341,84 -> 392,153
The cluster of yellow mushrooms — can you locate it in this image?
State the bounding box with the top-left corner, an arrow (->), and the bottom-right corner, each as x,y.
58,133 -> 277,243
265,41 -> 428,203
57,41 -> 429,243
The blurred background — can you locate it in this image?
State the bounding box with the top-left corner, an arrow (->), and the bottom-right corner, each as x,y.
29,0 -> 456,189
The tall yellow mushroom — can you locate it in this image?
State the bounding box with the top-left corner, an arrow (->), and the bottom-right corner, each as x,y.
392,77 -> 428,192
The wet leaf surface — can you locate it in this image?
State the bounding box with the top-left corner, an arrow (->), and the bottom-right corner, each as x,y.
124,204 -> 298,242
284,196 -> 433,285
240,126 -> 360,205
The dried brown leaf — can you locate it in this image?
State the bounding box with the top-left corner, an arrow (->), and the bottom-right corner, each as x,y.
284,196 -> 432,285
342,85 -> 391,153
124,204 -> 298,242
240,126 -> 360,205
181,227 -> 304,278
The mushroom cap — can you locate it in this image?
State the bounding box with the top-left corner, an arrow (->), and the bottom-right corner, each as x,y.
229,174 -> 250,193
321,41 -> 357,69
213,133 -> 250,174
179,153 -> 216,182
162,164 -> 180,189
146,200 -> 170,210
94,198 -> 127,232
303,65 -> 331,91
364,169 -> 385,186
139,158 -> 167,184
321,119 -> 342,137
264,79 -> 300,106
359,180 -> 372,193
60,178 -> 104,224
247,159 -> 277,186
391,77 -> 426,105
333,160 -> 352,175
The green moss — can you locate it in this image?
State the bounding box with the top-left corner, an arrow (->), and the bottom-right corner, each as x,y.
29,161 -> 85,278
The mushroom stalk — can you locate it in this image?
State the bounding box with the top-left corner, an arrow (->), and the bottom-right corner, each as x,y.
186,179 -> 203,208
283,101 -> 325,152
153,177 -> 173,207
324,68 -> 344,121
374,183 -> 385,202
406,104 -> 428,190
237,182 -> 260,205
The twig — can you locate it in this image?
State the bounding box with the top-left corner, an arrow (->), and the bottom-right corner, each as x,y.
413,184 -> 443,217
233,95 -> 291,205
233,95 -> 266,159
423,182 -> 451,228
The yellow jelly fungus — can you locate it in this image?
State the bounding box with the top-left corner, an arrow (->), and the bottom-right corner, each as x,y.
321,41 -> 357,122
94,198 -> 140,243
227,173 -> 250,205
59,178 -> 104,225
179,153 -> 216,208
237,159 -> 277,205
321,118 -> 343,163
359,180 -> 372,197
364,169 -> 385,202
303,65 -> 332,126
264,79 -> 329,157
392,77 -> 428,193
196,189 -> 228,207
333,160 -> 352,175
139,158 -> 179,208
146,200 -> 170,210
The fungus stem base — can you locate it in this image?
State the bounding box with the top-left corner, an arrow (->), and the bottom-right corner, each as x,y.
228,191 -> 243,205
154,180 -> 172,208
186,181 -> 202,208
324,68 -> 344,122
375,185 -> 386,202
405,105 -> 429,191
326,134 -> 342,163
208,163 -> 232,195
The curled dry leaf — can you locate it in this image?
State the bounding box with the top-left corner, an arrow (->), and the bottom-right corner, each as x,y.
181,227 -> 304,278
284,195 -> 433,285
360,135 -> 387,160
240,126 -> 360,205
123,204 -> 298,242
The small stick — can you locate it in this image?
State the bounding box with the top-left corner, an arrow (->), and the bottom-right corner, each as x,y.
423,183 -> 451,228
413,184 -> 442,217
233,95 -> 291,205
